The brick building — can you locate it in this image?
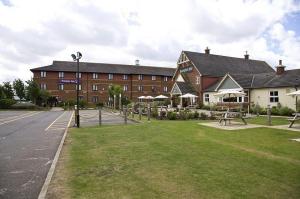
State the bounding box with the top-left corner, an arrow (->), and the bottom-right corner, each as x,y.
31,61 -> 175,104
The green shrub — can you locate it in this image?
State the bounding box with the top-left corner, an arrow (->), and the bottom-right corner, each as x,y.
187,112 -> 195,119
178,110 -> 189,120
167,112 -> 177,120
0,99 -> 16,109
271,106 -> 279,115
96,102 -> 104,107
151,107 -> 158,118
201,105 -> 210,110
199,112 -> 208,120
79,100 -> 87,108
194,111 -> 199,119
11,102 -> 37,109
278,106 -> 294,116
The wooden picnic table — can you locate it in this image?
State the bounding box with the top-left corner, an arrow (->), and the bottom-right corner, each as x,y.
288,113 -> 300,128
217,110 -> 248,126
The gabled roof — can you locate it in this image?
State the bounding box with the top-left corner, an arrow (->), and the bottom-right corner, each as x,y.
31,61 -> 176,76
171,82 -> 197,95
183,51 -> 274,77
204,69 -> 300,91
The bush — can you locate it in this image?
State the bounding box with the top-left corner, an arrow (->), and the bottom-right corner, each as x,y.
271,106 -> 279,115
79,100 -> 87,108
178,110 -> 189,120
167,112 -> 177,120
194,111 -> 199,119
11,102 -> 37,109
96,102 -> 104,107
279,106 -> 294,116
199,112 -> 208,120
187,112 -> 195,119
151,107 -> 158,118
0,99 -> 16,109
201,105 -> 210,110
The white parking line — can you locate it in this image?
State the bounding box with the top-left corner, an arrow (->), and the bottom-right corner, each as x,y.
0,112 -> 42,126
45,112 -> 66,131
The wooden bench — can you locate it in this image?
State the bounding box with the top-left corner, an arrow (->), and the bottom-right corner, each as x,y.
288,114 -> 300,128
219,117 -> 234,126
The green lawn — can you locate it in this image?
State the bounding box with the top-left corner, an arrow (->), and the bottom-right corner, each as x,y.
241,115 -> 290,126
66,120 -> 300,199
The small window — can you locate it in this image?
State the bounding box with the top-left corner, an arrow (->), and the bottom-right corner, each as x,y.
76,84 -> 82,91
58,84 -> 64,90
76,72 -> 82,78
152,76 -> 156,81
58,72 -> 64,78
138,74 -> 143,80
151,86 -> 156,92
92,96 -> 98,103
92,84 -> 98,91
123,74 -> 128,80
270,91 -> 279,103
40,83 -> 47,90
108,74 -> 113,80
163,86 -> 168,92
204,94 -> 209,102
92,73 -> 98,79
138,85 -> 143,92
41,71 -> 46,78
164,76 -> 168,82
196,76 -> 200,85
123,85 -> 128,92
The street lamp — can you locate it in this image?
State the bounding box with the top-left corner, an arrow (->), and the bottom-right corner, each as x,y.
71,52 -> 82,128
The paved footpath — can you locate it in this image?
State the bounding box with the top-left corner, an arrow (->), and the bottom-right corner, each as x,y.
0,110 -> 73,199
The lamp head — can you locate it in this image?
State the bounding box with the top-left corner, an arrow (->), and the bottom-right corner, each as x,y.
71,54 -> 77,61
77,52 -> 82,59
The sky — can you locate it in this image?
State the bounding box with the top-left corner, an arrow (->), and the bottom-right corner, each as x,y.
0,0 -> 300,82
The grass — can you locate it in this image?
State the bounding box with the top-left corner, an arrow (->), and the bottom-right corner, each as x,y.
244,115 -> 290,126
56,120 -> 300,199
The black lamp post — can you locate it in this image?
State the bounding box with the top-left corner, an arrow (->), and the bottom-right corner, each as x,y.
71,52 -> 82,128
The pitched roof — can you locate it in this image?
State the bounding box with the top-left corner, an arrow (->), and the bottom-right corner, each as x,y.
176,82 -> 197,94
31,61 -> 176,76
204,69 -> 300,91
183,51 -> 274,77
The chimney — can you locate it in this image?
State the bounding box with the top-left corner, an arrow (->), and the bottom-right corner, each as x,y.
276,59 -> 285,75
204,47 -> 210,54
244,51 -> 249,60
135,59 -> 140,66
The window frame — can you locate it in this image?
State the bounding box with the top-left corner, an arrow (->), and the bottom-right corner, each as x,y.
138,74 -> 143,80
123,74 -> 128,80
58,72 -> 64,78
92,84 -> 98,91
58,84 -> 64,90
164,76 -> 168,82
204,94 -> 209,102
108,74 -> 113,80
163,86 -> 168,93
92,73 -> 98,79
123,85 -> 128,92
270,91 -> 279,103
41,71 -> 46,78
152,75 -> 156,81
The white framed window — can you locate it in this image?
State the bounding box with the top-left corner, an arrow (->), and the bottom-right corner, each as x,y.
76,72 -> 82,78
108,74 -> 113,80
41,71 -> 46,78
152,75 -> 156,81
58,84 -> 64,90
204,94 -> 209,102
138,74 -> 143,80
92,96 -> 98,103
76,84 -> 82,91
163,86 -> 168,92
138,85 -> 143,92
92,73 -> 98,79
123,74 -> 128,80
40,83 -> 47,90
164,76 -> 168,82
196,76 -> 200,85
270,91 -> 279,103
58,72 -> 64,78
123,85 -> 128,92
151,86 -> 156,92
92,84 -> 98,91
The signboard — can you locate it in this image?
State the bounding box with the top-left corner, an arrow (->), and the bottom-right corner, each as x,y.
59,79 -> 79,84
180,66 -> 193,73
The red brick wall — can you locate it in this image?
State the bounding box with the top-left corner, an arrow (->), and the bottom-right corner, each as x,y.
33,71 -> 173,103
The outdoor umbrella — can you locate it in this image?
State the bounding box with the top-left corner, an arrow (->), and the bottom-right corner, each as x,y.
213,89 -> 245,111
155,95 -> 169,99
287,90 -> 300,111
179,93 -> 198,106
138,96 -> 146,99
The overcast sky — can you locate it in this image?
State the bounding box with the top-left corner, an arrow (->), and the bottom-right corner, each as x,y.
0,0 -> 300,82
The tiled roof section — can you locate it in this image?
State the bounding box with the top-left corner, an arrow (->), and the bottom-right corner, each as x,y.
176,82 -> 197,94
204,69 -> 300,91
183,51 -> 274,77
31,61 -> 176,76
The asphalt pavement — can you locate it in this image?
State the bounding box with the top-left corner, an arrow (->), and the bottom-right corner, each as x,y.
0,110 -> 73,199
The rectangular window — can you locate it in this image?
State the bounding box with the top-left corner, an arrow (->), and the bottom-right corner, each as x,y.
58,72 -> 64,78
164,76 -> 168,82
41,71 -> 46,78
123,85 -> 128,91
196,76 -> 200,85
58,84 -> 64,90
76,72 -> 82,78
92,84 -> 98,91
204,94 -> 209,102
40,83 -> 47,90
123,74 -> 128,80
92,96 -> 98,103
152,75 -> 156,81
76,84 -> 82,91
270,91 -> 279,103
108,74 -> 113,80
138,74 -> 143,80
92,73 -> 98,79
138,85 -> 143,92
151,86 -> 156,92
163,86 -> 168,92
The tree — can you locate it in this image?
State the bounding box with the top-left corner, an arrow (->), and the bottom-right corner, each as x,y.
25,79 -> 40,104
2,82 -> 14,99
108,84 -> 123,108
0,84 -> 6,99
13,79 -> 25,100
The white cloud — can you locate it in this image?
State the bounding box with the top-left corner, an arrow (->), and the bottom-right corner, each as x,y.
0,0 -> 300,83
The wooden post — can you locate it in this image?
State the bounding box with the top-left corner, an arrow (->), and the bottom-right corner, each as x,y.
139,103 -> 142,120
119,93 -> 122,113
267,105 -> 271,126
132,103 -> 135,118
113,94 -> 116,110
99,107 -> 102,126
124,105 -> 127,124
147,103 -> 151,121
